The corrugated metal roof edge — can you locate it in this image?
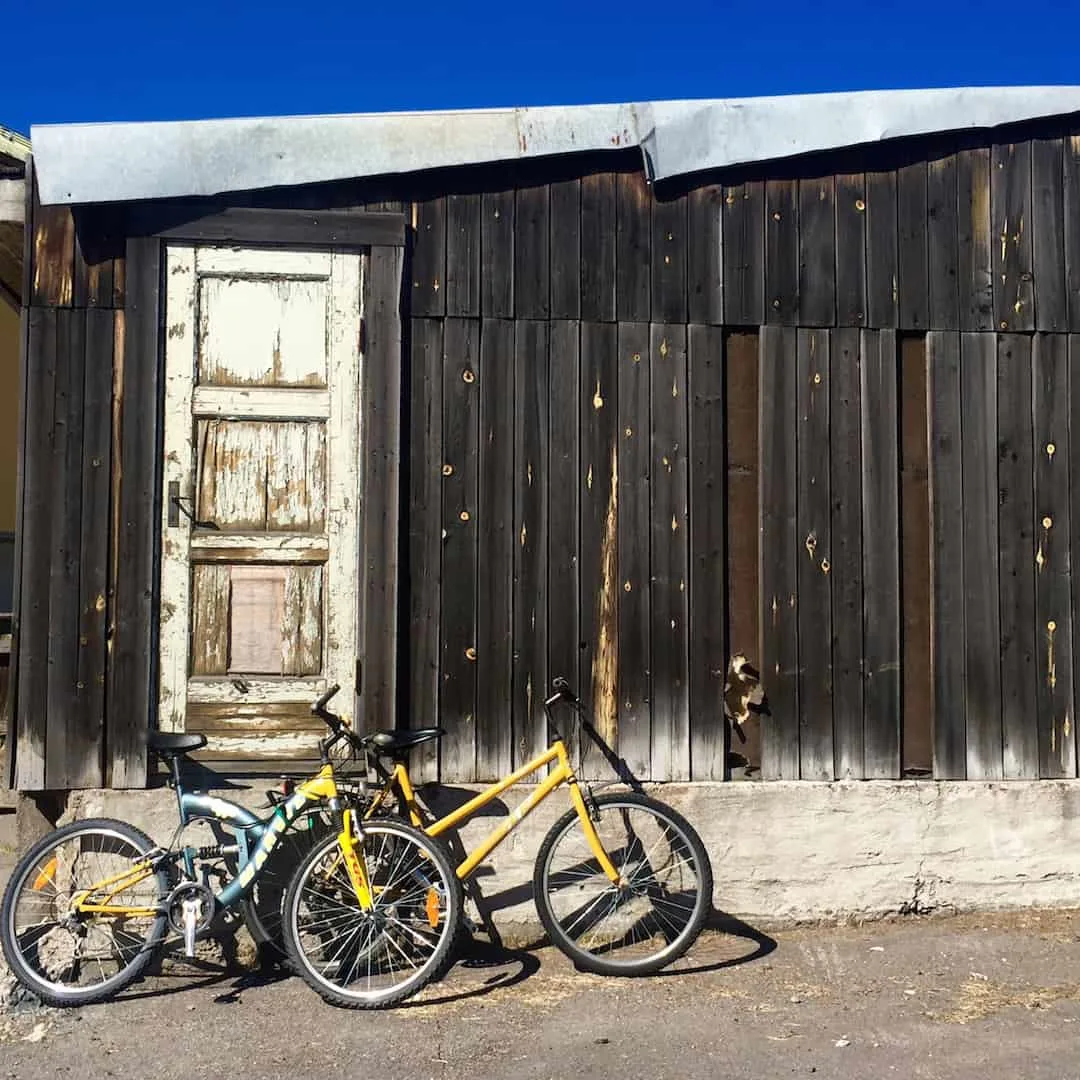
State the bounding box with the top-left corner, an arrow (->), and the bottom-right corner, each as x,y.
29,86 -> 1080,206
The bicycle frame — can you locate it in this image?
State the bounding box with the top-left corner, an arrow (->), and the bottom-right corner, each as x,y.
365,738 -> 623,885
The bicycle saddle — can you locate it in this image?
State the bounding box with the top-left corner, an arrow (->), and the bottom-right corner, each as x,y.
148,731 -> 208,758
361,728 -> 445,754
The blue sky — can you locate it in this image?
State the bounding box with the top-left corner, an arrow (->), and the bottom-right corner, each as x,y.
5,0 -> 1080,135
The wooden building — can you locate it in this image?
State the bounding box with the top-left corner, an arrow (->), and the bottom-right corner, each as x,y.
9,87 -> 1080,791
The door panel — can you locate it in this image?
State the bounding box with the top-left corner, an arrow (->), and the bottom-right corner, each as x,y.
159,244 -> 362,755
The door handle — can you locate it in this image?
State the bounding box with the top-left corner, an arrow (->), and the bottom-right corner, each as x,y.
167,481 -> 220,530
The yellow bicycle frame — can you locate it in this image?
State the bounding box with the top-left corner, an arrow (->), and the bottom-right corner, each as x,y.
365,738 -> 623,885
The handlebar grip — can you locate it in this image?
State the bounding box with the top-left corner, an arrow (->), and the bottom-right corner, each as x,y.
312,684 -> 341,714
550,676 -> 577,702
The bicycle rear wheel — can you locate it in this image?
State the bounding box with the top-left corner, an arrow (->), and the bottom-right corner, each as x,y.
1,819 -> 170,1006
533,792 -> 712,976
282,818 -> 463,1009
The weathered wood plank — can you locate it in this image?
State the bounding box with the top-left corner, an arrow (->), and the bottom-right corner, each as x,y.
796,328 -> 833,779
961,331 -> 1002,779
445,193 -> 481,317
927,153 -> 960,330
997,333 -> 1038,779
549,179 -> 581,319
861,329 -> 901,778
927,331 -> 966,778
1032,139 -> 1067,332
440,318 -> 481,781
108,237 -> 160,788
515,185 -> 550,319
191,565 -> 231,676
650,323 -> 690,781
616,171 -> 651,322
580,322 -> 619,760
31,185 -> 75,308
1071,336 -> 1080,779
765,179 -> 799,326
830,327 -> 864,779
616,322 -> 651,778
1033,333 -> 1074,776
722,181 -> 765,326
580,173 -> 616,322
957,148 -> 995,331
759,325 -> 799,779
548,320 -> 581,704
406,318 -> 443,781
992,141 -> 1035,332
865,169 -> 898,329
897,163 -> 929,331
481,189 -> 515,318
73,221 -> 116,310
411,198 -> 446,317
513,320 -> 550,766
652,194 -> 688,323
688,324 -> 727,779
798,176 -> 836,327
835,174 -> 867,328
1066,139 -> 1080,332
687,185 -> 723,325
476,319 -> 515,780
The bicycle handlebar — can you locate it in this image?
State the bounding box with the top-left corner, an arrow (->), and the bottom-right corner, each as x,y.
312,684 -> 341,717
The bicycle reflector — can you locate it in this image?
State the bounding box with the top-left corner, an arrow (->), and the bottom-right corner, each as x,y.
32,856 -> 58,891
425,887 -> 441,929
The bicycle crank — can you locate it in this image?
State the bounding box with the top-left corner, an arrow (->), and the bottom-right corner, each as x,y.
166,881 -> 215,958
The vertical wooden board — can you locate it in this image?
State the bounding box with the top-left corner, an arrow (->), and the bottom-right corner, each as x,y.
1066,139 -> 1080,331
897,163 -> 930,331
688,324 -> 727,779
652,194 -> 688,323
723,181 -> 765,326
830,327 -> 864,779
992,141 -> 1035,332
445,194 -> 481,317
1032,139 -> 1067,332
513,321 -> 550,766
997,334 -> 1038,779
961,332 -> 1002,779
616,171 -> 651,322
31,196 -> 75,308
410,197 -> 446,317
440,318 -> 481,781
515,185 -> 550,319
580,322 -> 619,760
865,170 -> 898,329
616,323 -> 652,778
796,329 -> 833,780
1033,333 -> 1074,776
549,180 -> 581,319
650,323 -> 690,780
927,154 -> 960,330
1071,335 -> 1080,779
476,319 -> 515,780
191,564 -> 231,675
548,321 -> 580,702
957,148 -> 995,331
481,189 -> 515,318
759,326 -> 799,779
407,318 -> 443,781
74,225 -> 116,311
798,176 -> 836,327
687,185 -> 724,325
835,174 -> 868,328
108,237 -> 160,788
14,309 -> 56,789
927,332 -> 966,777
765,180 -> 799,326
861,330 -> 901,778
580,173 -> 616,322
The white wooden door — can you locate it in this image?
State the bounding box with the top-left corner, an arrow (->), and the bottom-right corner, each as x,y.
159,245 -> 363,759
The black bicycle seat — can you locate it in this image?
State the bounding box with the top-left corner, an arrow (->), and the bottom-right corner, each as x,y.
148,731 -> 208,758
361,728 -> 445,755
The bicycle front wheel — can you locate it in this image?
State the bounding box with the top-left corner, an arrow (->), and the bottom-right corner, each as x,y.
534,792 -> 712,976
282,818 -> 463,1009
1,818 -> 170,1006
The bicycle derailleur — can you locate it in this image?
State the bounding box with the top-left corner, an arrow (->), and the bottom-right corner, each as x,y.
165,881 -> 216,958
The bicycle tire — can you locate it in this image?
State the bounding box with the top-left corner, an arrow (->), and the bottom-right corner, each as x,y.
533,792 -> 712,976
282,818 -> 463,1009
1,818 -> 170,1007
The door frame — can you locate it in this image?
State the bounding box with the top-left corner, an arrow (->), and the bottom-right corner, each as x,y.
110,206 -> 405,785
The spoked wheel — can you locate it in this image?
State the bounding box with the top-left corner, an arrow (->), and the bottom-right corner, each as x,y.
1,819 -> 170,1006
282,818 -> 463,1009
534,792 -> 712,976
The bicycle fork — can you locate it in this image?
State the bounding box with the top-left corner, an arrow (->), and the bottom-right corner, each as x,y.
337,809 -> 375,910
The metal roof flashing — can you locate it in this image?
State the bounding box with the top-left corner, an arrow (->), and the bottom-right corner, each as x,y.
29,86 -> 1080,207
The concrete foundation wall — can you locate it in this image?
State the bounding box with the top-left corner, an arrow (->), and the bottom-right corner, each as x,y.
59,780 -> 1080,932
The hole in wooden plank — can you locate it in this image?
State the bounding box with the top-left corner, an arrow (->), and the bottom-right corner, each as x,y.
900,333 -> 932,775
